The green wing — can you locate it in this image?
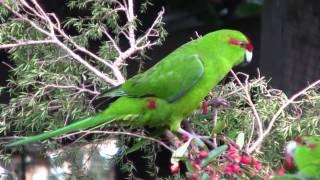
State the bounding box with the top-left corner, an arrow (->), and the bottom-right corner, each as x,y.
122,54 -> 205,102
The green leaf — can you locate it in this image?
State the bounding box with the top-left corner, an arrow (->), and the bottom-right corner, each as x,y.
194,138 -> 206,148
236,132 -> 245,150
172,138 -> 193,159
185,161 -> 195,173
200,172 -> 210,180
211,120 -> 226,134
201,145 -> 228,167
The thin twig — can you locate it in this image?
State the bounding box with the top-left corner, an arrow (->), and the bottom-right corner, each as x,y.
58,130 -> 174,152
0,39 -> 55,49
231,70 -> 264,137
247,80 -> 320,154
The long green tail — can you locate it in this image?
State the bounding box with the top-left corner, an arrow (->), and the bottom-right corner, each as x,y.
6,113 -> 113,147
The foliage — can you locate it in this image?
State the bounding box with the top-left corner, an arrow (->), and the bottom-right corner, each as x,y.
0,0 -> 166,143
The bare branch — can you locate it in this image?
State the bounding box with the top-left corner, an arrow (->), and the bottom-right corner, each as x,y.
247,80 -> 320,153
231,70 -> 264,137
58,130 -> 174,152
0,39 -> 54,49
114,8 -> 165,66
42,84 -> 100,95
1,1 -> 121,85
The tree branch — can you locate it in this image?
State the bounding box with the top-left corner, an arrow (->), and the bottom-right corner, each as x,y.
0,39 -> 54,49
247,80 -> 320,153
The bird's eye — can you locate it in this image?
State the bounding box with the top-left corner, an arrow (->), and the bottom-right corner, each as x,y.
239,42 -> 246,48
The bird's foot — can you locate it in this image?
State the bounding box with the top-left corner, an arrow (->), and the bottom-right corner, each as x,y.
207,97 -> 230,109
178,128 -> 207,141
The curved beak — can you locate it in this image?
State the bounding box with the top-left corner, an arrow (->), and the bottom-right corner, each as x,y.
245,50 -> 253,63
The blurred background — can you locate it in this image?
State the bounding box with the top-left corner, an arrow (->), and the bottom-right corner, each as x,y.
1,0 -> 320,179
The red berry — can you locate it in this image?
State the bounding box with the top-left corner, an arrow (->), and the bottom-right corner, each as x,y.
210,175 -> 217,180
308,144 -> 317,149
227,150 -> 241,162
199,150 -> 208,159
207,165 -> 215,174
225,163 -> 234,175
170,163 -> 180,174
191,162 -> 201,171
254,160 -> 262,171
231,164 -> 241,173
277,167 -> 286,175
228,145 -> 238,153
190,173 -> 198,180
240,155 -> 252,165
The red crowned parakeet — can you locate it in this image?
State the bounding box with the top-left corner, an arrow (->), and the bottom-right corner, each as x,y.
283,136 -> 320,179
7,29 -> 253,147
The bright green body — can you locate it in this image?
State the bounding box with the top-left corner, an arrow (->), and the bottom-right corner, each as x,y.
294,137 -> 320,178
7,29 -> 250,147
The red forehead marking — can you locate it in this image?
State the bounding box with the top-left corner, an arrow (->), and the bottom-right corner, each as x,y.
245,43 -> 253,52
295,137 -> 302,144
308,144 -> 317,149
228,37 -> 254,52
147,99 -> 157,110
228,38 -> 241,45
245,37 -> 254,52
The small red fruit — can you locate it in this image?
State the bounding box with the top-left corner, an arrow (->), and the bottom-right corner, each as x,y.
231,164 -> 241,173
191,162 -> 201,171
190,173 -> 198,180
254,160 -> 262,171
170,163 -> 180,174
277,167 -> 286,175
199,150 -> 208,159
225,163 -> 233,175
240,155 -> 252,165
210,175 -> 217,180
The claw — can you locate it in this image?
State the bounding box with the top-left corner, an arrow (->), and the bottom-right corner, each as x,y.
208,97 -> 230,109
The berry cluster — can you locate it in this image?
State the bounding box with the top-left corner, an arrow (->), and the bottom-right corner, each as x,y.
224,144 -> 262,176
170,144 -> 263,179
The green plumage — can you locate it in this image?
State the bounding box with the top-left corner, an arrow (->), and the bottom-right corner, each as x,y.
7,29 -> 251,147
293,137 -> 320,178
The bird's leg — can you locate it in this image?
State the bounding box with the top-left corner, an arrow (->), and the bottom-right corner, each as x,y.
178,127 -> 195,141
207,97 -> 230,109
164,130 -> 181,148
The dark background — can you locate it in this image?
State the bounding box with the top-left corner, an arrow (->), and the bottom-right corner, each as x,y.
0,0 -> 320,178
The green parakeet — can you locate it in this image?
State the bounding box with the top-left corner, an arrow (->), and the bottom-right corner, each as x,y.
6,29 -> 253,147
283,136 -> 320,178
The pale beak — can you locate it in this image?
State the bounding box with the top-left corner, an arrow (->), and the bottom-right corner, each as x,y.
286,141 -> 297,156
245,50 -> 253,63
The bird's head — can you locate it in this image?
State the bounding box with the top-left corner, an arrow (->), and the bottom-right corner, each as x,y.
204,29 -> 254,67
228,36 -> 253,64
284,140 -> 297,170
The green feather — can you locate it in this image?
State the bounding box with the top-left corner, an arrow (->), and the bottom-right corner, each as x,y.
294,137 -> 320,178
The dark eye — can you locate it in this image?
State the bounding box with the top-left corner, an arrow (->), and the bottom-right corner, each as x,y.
239,42 -> 246,48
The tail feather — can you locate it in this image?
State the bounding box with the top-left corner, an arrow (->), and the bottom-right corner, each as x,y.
6,113 -> 114,147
